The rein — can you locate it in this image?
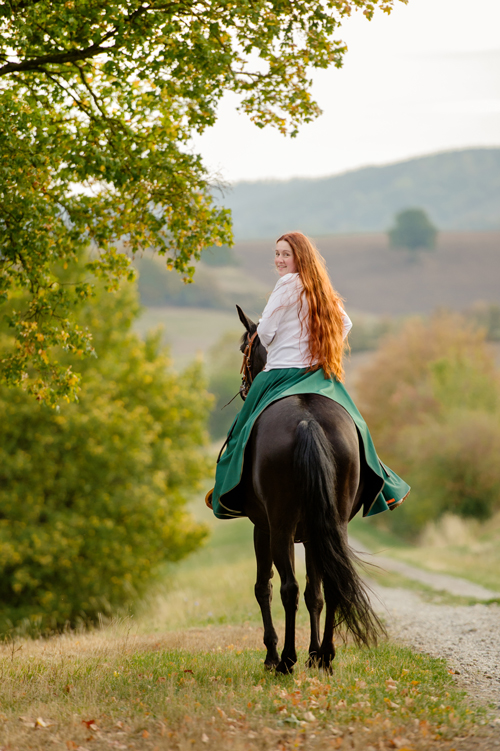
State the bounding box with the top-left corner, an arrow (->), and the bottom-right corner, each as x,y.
239,330 -> 258,401
216,330 -> 258,465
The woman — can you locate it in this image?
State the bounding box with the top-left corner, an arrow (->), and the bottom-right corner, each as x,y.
208,231 -> 410,520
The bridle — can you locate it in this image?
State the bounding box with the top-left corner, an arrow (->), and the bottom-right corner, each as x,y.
239,330 -> 258,401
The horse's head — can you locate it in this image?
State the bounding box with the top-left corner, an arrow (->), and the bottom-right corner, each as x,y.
236,305 -> 267,399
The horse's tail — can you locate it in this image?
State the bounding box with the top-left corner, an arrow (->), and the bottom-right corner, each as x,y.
294,418 -> 384,647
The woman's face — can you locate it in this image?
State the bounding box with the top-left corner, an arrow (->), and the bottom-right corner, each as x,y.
275,239 -> 297,276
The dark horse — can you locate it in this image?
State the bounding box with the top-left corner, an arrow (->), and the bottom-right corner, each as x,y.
230,306 -> 384,674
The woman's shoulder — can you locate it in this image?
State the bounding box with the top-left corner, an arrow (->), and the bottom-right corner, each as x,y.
272,273 -> 301,292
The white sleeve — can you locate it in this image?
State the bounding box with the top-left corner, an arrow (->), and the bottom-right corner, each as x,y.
341,307 -> 352,340
257,280 -> 292,348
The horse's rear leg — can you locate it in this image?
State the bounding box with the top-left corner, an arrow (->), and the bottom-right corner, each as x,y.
318,597 -> 336,673
254,527 -> 279,669
304,541 -> 324,668
271,531 -> 299,674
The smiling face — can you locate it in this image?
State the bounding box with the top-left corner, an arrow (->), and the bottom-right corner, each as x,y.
275,239 -> 298,276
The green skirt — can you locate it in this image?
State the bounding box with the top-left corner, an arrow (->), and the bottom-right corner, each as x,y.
212,367 -> 410,520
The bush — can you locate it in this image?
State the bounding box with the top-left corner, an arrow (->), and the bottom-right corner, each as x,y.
468,302 -> 500,341
0,278 -> 211,634
356,312 -> 500,538
348,314 -> 397,353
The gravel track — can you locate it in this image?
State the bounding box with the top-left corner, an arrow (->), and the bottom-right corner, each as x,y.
344,537 -> 500,715
370,582 -> 500,711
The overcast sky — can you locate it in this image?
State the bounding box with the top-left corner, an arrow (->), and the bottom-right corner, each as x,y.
192,0 -> 500,183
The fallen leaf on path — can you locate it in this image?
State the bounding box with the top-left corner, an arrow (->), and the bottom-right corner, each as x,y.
201,733 -> 209,743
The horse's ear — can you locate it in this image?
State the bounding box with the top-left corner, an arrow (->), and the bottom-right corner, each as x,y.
236,305 -> 257,334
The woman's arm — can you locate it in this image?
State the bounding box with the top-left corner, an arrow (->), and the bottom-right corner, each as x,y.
341,308 -> 353,340
257,277 -> 296,348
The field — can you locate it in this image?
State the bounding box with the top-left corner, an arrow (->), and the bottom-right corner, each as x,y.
233,232 -> 500,317
133,306 -> 241,371
0,508 -> 489,751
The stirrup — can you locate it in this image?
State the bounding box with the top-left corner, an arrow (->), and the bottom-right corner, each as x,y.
205,488 -> 214,509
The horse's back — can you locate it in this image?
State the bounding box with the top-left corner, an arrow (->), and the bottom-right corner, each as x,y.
245,394 -> 362,531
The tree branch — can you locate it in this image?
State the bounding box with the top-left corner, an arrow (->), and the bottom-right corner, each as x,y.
0,43 -> 113,77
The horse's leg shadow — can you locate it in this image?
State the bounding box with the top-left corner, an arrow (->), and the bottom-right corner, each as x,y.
271,530 -> 299,674
304,541 -> 324,669
253,527 -> 279,670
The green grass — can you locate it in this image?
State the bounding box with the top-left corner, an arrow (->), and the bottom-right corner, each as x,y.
137,512 -> 313,632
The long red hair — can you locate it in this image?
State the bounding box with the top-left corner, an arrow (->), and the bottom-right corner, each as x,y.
277,231 -> 348,381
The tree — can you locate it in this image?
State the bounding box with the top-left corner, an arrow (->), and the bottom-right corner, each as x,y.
388,208 -> 438,251
0,270 -> 212,633
1,0 -> 404,403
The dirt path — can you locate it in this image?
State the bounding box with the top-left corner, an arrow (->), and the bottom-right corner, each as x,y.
350,537 -> 500,601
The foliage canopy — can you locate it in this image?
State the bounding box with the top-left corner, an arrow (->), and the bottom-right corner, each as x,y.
1,0 -> 403,403
0,273 -> 211,634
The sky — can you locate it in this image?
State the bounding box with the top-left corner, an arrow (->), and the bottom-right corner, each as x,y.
192,0 -> 500,183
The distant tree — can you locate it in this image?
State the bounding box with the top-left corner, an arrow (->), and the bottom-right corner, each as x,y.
0,270 -> 211,634
388,208 -> 438,251
0,0 -> 401,403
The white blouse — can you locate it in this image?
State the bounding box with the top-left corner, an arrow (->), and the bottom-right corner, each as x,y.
256,273 -> 352,371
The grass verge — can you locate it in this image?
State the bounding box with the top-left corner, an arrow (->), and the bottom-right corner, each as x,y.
0,623 -> 484,751
0,504 -> 493,750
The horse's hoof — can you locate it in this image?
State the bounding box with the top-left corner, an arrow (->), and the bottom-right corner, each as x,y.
317,653 -> 335,673
264,659 -> 279,671
319,661 -> 334,674
275,660 -> 294,675
306,653 -> 319,669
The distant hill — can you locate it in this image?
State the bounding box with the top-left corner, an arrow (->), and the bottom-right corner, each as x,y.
223,148 -> 500,239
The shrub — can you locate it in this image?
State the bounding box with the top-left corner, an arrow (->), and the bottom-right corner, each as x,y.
356,312 -> 500,538
0,279 -> 211,634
